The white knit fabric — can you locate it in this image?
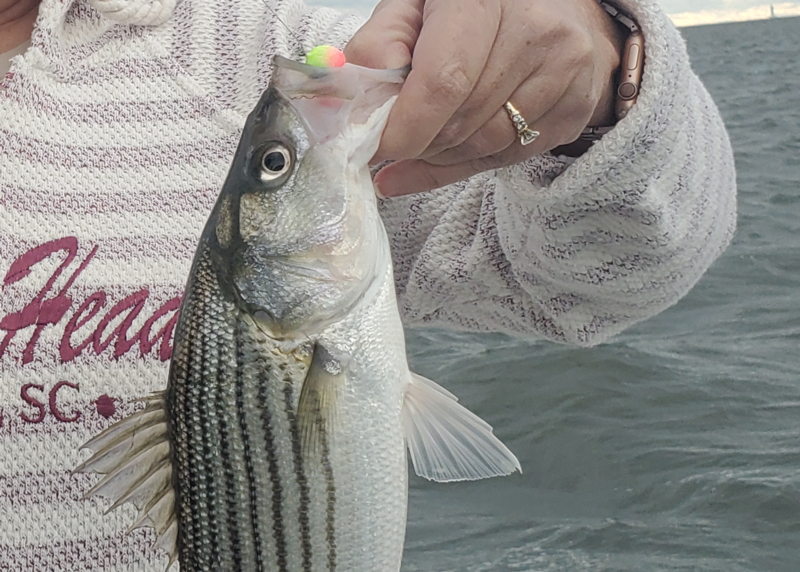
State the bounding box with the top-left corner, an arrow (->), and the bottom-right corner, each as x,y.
88,0 -> 180,26
0,0 -> 735,568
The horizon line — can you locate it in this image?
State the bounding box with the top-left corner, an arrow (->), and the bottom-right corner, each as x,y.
670,2 -> 800,27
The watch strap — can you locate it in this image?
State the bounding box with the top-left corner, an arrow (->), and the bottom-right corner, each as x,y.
580,1 -> 644,142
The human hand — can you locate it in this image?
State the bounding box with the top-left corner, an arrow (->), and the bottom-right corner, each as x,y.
344,0 -> 625,197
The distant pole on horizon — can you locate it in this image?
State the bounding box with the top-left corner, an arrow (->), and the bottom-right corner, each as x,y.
770,4 -> 775,18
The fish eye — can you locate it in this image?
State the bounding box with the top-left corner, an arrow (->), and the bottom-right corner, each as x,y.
259,144 -> 293,183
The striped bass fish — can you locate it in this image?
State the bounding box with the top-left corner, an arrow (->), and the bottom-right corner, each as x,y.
76,55 -> 520,572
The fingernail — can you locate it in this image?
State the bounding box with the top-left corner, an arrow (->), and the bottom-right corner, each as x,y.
374,178 -> 391,198
373,180 -> 386,199
373,169 -> 395,198
384,44 -> 410,70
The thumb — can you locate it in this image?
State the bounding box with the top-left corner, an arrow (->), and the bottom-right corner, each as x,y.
344,0 -> 423,70
374,158 -> 479,197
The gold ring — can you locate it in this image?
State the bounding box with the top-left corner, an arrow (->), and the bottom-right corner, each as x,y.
504,102 -> 539,146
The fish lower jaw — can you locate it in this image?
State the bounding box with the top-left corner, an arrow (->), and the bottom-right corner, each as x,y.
248,311 -> 317,348
247,307 -> 340,342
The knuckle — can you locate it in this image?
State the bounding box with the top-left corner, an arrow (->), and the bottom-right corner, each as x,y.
561,122 -> 587,146
572,93 -> 597,124
557,113 -> 593,147
458,132 -> 498,160
553,108 -> 592,146
546,17 -> 595,71
430,119 -> 466,150
344,33 -> 372,60
437,114 -> 512,162
576,24 -> 597,63
566,36 -> 595,71
474,152 -> 513,173
428,60 -> 474,105
418,164 -> 456,192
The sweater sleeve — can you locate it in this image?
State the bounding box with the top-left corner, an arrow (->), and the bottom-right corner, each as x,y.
375,0 -> 737,345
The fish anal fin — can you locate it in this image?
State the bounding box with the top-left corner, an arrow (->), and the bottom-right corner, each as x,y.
76,393 -> 177,563
156,517 -> 179,571
402,372 -> 521,483
298,344 -> 347,456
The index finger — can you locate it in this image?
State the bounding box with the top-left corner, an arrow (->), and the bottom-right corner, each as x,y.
377,0 -> 501,161
344,0 -> 421,70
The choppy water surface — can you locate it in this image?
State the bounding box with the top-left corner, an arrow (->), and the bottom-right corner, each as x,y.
401,16 -> 800,572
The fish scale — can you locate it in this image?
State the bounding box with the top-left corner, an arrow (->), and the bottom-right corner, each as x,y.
76,56 -> 521,572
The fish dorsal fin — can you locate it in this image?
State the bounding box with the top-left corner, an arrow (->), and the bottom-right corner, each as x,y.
297,344 -> 347,456
74,393 -> 178,569
402,373 -> 521,482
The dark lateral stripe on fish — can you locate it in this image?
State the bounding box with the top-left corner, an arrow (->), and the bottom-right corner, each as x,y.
319,409 -> 337,571
169,311 -> 192,567
202,312 -> 223,570
283,375 -> 314,572
257,354 -> 289,572
187,294 -> 213,569
217,344 -> 244,572
177,302 -> 197,566
236,320 -> 268,572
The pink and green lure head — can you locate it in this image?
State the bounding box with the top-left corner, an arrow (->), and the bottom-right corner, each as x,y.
305,45 -> 346,68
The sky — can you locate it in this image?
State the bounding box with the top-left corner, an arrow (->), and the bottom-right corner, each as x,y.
306,0 -> 800,27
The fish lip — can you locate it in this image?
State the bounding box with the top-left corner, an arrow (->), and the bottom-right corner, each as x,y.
272,55 -> 410,83
270,55 -> 408,146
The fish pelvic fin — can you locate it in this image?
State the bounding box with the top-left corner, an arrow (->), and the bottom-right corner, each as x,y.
402,373 -> 521,483
74,393 -> 178,570
298,344 -> 347,457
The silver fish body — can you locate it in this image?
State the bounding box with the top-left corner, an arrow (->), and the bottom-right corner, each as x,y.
77,56 -> 520,572
168,231 -> 410,571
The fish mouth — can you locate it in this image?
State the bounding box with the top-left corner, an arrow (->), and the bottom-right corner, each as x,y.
271,55 -> 408,146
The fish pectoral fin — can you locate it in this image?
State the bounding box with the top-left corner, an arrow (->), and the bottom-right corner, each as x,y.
75,393 -> 177,568
298,344 -> 347,456
402,372 -> 521,483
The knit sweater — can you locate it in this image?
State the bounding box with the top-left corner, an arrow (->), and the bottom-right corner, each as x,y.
0,0 -> 735,568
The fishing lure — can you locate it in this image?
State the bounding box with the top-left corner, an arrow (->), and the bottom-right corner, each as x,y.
261,0 -> 347,68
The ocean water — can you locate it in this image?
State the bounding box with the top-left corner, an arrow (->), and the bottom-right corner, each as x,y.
399,16 -> 800,572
